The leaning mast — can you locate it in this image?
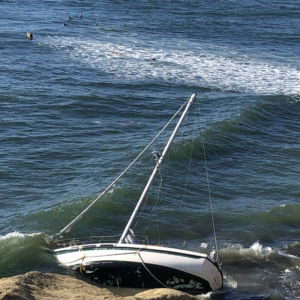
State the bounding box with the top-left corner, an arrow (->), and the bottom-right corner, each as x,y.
118,94 -> 196,244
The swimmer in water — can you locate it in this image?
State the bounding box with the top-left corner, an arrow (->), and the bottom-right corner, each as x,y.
145,57 -> 156,61
27,32 -> 33,40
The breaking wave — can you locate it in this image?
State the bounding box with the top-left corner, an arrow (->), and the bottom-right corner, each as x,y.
0,231 -> 41,240
220,241 -> 300,299
39,36 -> 300,95
0,231 -> 61,277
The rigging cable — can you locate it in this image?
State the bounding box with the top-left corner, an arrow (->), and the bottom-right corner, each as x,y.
179,102 -> 197,211
137,251 -> 168,288
58,100 -> 188,236
197,100 -> 220,264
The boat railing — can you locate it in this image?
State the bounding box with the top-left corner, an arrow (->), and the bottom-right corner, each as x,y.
52,234 -> 150,248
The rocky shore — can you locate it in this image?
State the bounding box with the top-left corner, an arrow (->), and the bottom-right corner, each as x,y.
0,272 -> 200,300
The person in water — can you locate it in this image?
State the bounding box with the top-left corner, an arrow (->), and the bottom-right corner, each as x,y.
27,32 -> 33,40
145,57 -> 156,61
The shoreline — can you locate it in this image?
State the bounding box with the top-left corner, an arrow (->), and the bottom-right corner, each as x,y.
0,271 -> 199,300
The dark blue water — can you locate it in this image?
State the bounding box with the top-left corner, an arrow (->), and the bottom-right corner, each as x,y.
1,1 -> 299,299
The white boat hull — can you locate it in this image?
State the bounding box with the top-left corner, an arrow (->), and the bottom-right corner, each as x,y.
53,243 -> 223,294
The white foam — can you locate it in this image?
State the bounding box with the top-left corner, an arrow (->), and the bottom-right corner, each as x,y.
224,274 -> 238,289
250,241 -> 272,254
0,231 -> 41,240
250,241 -> 263,253
221,241 -> 273,261
42,36 -> 300,95
195,291 -> 213,299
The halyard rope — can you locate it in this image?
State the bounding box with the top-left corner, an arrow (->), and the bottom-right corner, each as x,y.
197,100 -> 220,263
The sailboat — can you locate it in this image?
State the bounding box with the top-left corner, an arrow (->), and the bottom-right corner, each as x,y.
53,94 -> 223,294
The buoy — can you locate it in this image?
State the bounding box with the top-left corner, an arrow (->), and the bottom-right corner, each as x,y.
27,32 -> 33,40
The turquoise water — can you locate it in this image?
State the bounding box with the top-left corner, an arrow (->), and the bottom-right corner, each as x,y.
0,1 -> 299,298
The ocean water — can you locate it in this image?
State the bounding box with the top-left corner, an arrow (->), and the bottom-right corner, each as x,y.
0,0 -> 299,299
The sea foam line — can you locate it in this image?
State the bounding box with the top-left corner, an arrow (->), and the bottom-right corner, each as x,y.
42,36 -> 300,96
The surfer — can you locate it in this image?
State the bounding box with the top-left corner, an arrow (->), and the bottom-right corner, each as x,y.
79,13 -> 83,18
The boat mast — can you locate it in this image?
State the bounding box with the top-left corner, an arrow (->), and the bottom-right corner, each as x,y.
118,94 -> 196,244
57,100 -> 188,236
